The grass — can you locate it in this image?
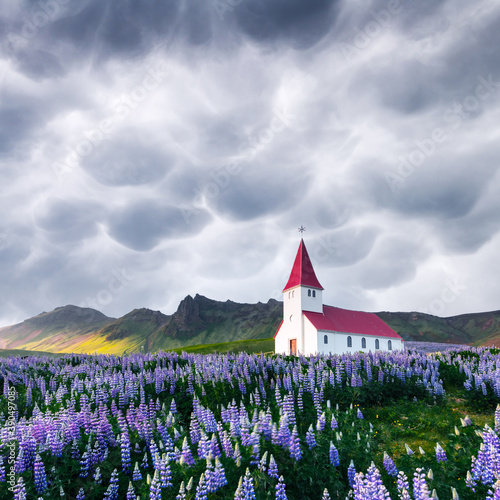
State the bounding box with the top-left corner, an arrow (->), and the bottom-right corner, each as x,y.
168,337 -> 275,355
0,348 -> 65,358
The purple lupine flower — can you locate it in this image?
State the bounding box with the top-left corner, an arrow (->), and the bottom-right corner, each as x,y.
234,443 -> 242,467
277,414 -> 291,448
412,468 -> 431,499
351,463 -> 390,500
486,479 -> 500,500
210,434 -> 221,457
218,429 -> 232,456
316,412 -> 326,432
214,456 -> 228,489
170,398 -> 177,414
383,451 -> 398,477
181,437 -> 195,466
79,451 -> 90,478
195,472 -> 208,500
329,442 -> 340,466
205,458 -> 216,493
76,488 -> 85,500
268,454 -> 279,479
259,451 -> 268,473
150,440 -> 160,468
198,431 -> 210,459
234,477 -> 245,500
330,415 -> 338,430
0,454 -> 5,482
275,475 -> 287,500
435,443 -> 447,463
242,468 -> 256,500
34,454 -> 48,495
149,470 -> 162,500
104,468 -> 119,500
126,482 -> 137,500
132,462 -> 142,481
13,477 -> 26,500
347,460 -> 356,488
321,489 -> 331,500
121,431 -> 131,473
356,409 -> 364,419
289,425 -> 302,460
141,451 -> 150,470
396,471 -> 411,500
306,424 -> 317,449
159,454 -> 173,488
93,467 -> 102,484
176,481 -> 187,500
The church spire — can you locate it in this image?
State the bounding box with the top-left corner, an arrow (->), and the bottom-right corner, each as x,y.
282,239 -> 324,292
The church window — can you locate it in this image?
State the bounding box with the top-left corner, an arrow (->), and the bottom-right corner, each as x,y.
312,290 -> 316,297
308,289 -> 311,297
388,340 -> 392,351
375,339 -> 380,350
347,336 -> 352,348
292,290 -> 295,298
324,335 -> 328,344
361,337 -> 366,349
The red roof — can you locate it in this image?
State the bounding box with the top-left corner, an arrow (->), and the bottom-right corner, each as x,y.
304,305 -> 402,339
283,239 -> 324,292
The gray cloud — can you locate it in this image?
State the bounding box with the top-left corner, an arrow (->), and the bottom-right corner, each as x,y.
107,200 -> 211,251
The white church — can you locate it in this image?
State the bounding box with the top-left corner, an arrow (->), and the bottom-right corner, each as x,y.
274,239 -> 404,356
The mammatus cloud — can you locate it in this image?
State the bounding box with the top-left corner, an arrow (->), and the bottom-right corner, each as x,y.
0,0 -> 500,326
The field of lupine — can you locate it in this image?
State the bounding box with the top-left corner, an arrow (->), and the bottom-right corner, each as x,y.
1,346 -> 500,499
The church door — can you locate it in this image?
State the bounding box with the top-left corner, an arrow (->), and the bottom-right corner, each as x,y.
289,339 -> 297,355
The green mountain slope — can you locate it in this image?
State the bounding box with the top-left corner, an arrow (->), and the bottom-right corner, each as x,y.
0,305 -> 114,351
376,310 -> 500,346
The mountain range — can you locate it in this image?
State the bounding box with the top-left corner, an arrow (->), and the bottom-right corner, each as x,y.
1,294 -> 500,355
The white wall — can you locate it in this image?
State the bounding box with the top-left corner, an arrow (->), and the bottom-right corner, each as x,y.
299,286 -> 323,313
315,330 -> 403,355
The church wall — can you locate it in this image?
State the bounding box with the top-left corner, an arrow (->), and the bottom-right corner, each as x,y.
316,330 -> 404,355
300,286 -> 323,313
303,316 -> 319,355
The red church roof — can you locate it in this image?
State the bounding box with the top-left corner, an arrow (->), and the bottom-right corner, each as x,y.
283,239 -> 324,292
304,305 -> 402,339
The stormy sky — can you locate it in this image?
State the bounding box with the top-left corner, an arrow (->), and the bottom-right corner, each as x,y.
1,0 -> 500,326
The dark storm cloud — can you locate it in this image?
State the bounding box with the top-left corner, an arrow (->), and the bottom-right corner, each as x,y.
233,0 -> 340,49
107,200 -> 211,251
355,236 -> 430,290
80,129 -> 174,186
0,100 -> 41,154
309,226 -> 380,268
34,198 -> 104,243
206,165 -> 312,221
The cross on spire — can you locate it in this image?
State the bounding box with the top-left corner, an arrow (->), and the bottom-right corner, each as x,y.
298,225 -> 306,233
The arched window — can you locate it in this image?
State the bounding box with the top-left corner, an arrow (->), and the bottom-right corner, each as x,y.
347,336 -> 352,348
292,290 -> 295,298
324,335 -> 328,344
288,292 -> 291,299
308,289 -> 311,297
375,339 -> 380,350
361,338 -> 366,349
388,340 -> 392,351
312,290 -> 316,298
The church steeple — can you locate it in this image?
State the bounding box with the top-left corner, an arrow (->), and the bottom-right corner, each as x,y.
283,239 -> 324,292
